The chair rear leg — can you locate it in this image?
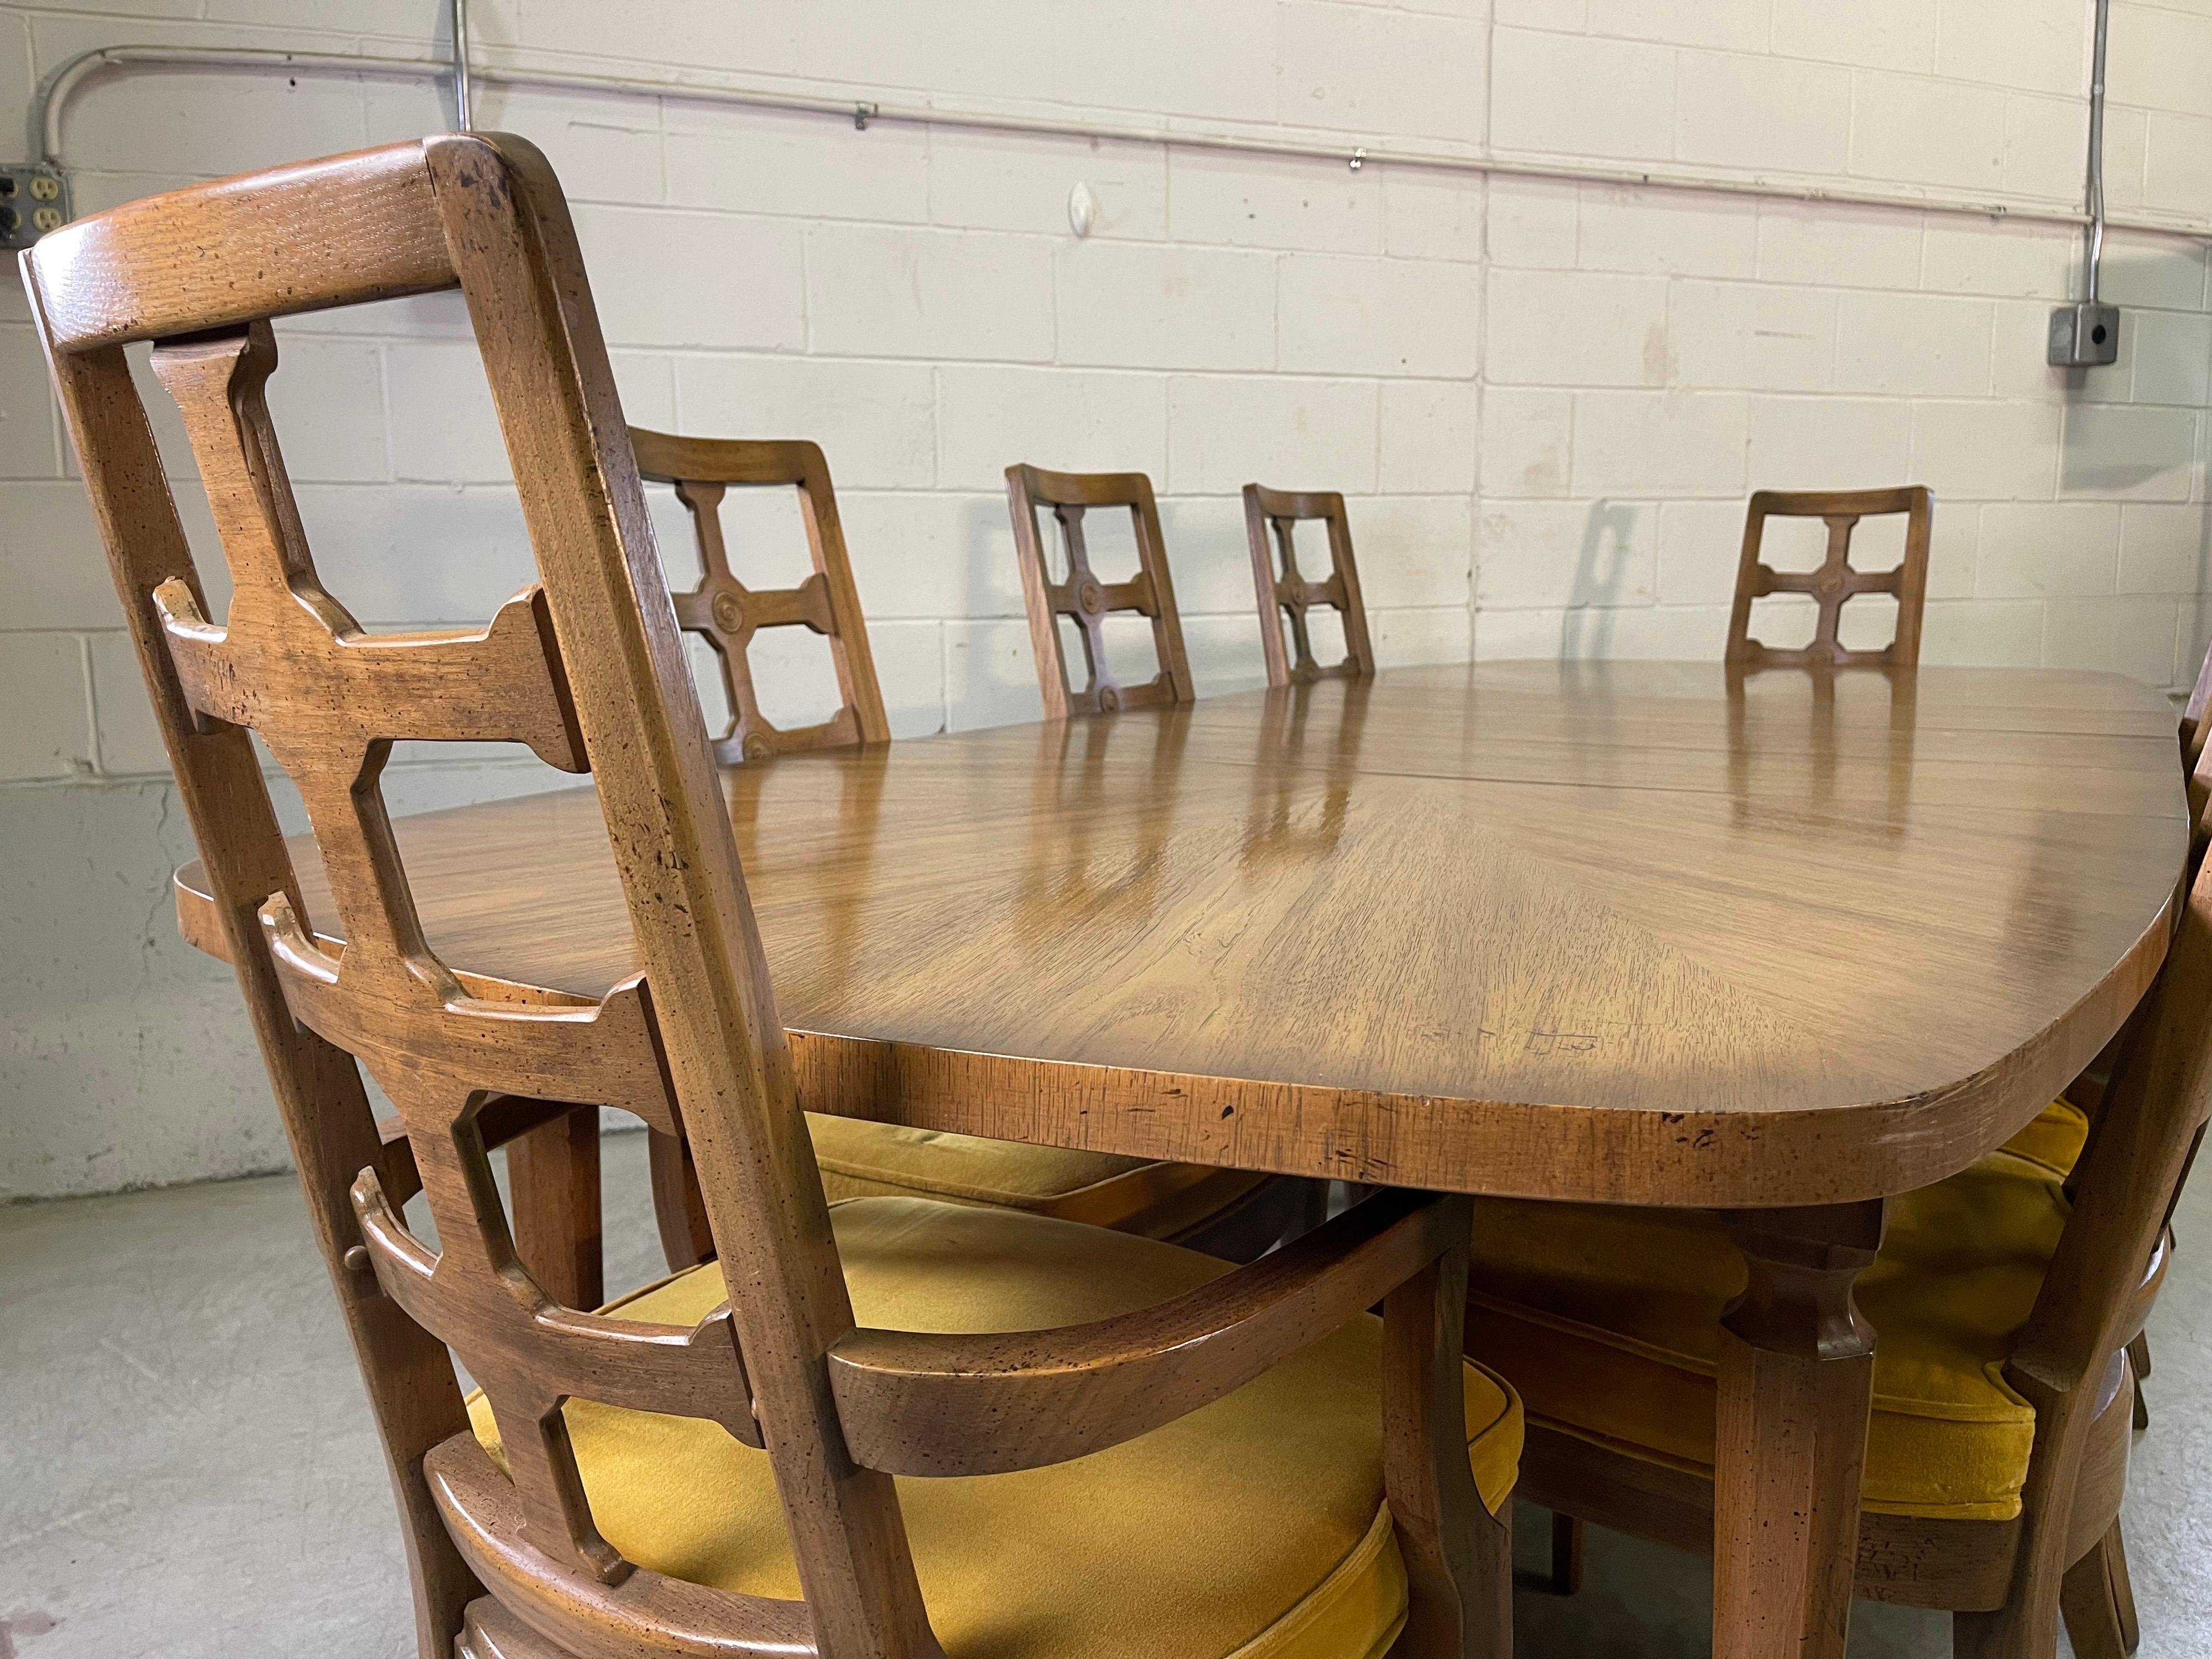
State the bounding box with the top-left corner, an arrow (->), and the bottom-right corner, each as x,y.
1548,1512 -> 1584,1595
2125,1333 -> 2151,1430
2059,1523 -> 2139,1659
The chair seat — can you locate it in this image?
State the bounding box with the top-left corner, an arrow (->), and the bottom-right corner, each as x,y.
807,1112 -> 1269,1237
1462,1100 -> 2084,1523
2001,1095 -> 2089,1175
467,1197 -> 1522,1659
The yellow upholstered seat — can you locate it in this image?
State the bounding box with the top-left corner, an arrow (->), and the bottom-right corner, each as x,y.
1462,1100 -> 2085,1524
471,1197 -> 1522,1659
2001,1095 -> 2089,1175
806,1113 -> 1269,1237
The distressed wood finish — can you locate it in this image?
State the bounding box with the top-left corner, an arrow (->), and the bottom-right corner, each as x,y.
39,140 -> 1505,1659
1521,783 -> 2212,1656
1726,487 -> 1934,671
1005,463 -> 1194,718
1242,483 -> 1375,686
175,663 -> 2184,1211
828,1186 -> 1459,1475
1511,1352 -> 2134,1614
1711,1202 -> 1887,1659
632,430 -> 889,764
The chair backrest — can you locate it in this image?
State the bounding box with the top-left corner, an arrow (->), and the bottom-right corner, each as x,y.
2001,780 -> 2212,1615
2183,638 -> 2212,775
23,134 -> 925,1655
632,429 -> 889,762
1724,487 -> 1933,670
31,138 -> 1491,1658
1005,463 -> 1194,718
1242,484 -> 1375,687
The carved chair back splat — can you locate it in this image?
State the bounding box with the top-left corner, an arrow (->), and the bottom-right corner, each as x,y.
1005,463 -> 1194,718
632,429 -> 889,764
1725,486 -> 1933,671
1241,484 -> 1375,687
30,137 -> 1506,1659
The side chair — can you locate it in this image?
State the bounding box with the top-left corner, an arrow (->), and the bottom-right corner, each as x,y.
622,431 -> 1300,1274
1725,486 -> 1934,670
1005,463 -> 1194,718
1463,776 -> 2212,1652
1242,483 -> 1375,686
29,134 -> 1524,1659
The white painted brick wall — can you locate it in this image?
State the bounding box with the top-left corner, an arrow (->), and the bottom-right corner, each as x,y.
6,0 -> 2212,1198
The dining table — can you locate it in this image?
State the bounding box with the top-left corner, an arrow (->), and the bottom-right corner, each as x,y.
173,657 -> 2187,1659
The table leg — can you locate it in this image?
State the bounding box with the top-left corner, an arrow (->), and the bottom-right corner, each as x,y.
1712,1199 -> 1886,1659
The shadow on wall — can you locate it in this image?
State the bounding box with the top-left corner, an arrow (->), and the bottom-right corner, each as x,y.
2057,248 -> 2209,500
1557,500 -> 1641,659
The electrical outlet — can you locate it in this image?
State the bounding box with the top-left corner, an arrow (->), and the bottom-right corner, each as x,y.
0,165 -> 69,252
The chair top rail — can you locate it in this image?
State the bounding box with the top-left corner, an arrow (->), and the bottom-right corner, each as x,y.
30,143 -> 455,351
1748,485 -> 1929,519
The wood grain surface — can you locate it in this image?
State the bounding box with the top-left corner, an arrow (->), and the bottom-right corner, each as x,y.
176,659 -> 2184,1208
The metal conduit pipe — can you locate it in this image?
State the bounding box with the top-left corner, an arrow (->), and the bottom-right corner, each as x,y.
2049,0 -> 2123,367
27,40 -> 2212,245
450,0 -> 473,131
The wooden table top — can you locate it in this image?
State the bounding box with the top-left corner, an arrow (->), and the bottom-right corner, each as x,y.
178,661 -> 2185,1208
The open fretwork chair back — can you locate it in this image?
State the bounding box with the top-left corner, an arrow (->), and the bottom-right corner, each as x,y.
1724,486 -> 1933,671
24,133 -> 903,1655
632,429 -> 890,763
1241,484 -> 1375,687
1005,463 -> 1196,718
33,137 -> 1506,1659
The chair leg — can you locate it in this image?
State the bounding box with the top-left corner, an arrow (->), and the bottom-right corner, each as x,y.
2059,1523 -> 2139,1659
2126,1333 -> 2152,1430
1950,1609 -> 2023,1659
2110,1523 -> 2141,1653
646,1127 -> 716,1272
1381,1209 -> 1508,1657
1954,1511 -> 2089,1659
1548,1511 -> 1584,1595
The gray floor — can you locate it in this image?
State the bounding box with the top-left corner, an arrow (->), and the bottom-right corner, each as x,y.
5,1131 -> 2210,1657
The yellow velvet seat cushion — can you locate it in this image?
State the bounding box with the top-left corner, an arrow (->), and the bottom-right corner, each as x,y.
1463,1102 -> 2083,1523
2000,1097 -> 2089,1176
807,1112 -> 1270,1237
469,1197 -> 1522,1659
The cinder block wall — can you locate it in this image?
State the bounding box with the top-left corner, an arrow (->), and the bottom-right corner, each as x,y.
4,0 -> 2210,1198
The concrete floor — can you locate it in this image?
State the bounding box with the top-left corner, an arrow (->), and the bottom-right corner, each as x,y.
5,1131 -> 2210,1658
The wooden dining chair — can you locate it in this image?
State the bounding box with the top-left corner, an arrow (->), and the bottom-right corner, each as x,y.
630,430 -> 890,764
1005,463 -> 1194,717
31,133 -> 1525,1659
1725,486 -> 1934,670
2032,636 -> 2212,1434
1461,789 -> 2212,1653
623,432 -> 1305,1277
1243,484 -> 1376,686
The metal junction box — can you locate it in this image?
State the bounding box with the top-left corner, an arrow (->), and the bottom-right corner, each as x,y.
2048,299 -> 2121,368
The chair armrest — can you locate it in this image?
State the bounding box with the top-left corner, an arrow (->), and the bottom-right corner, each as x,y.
826,1186 -> 1469,1476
